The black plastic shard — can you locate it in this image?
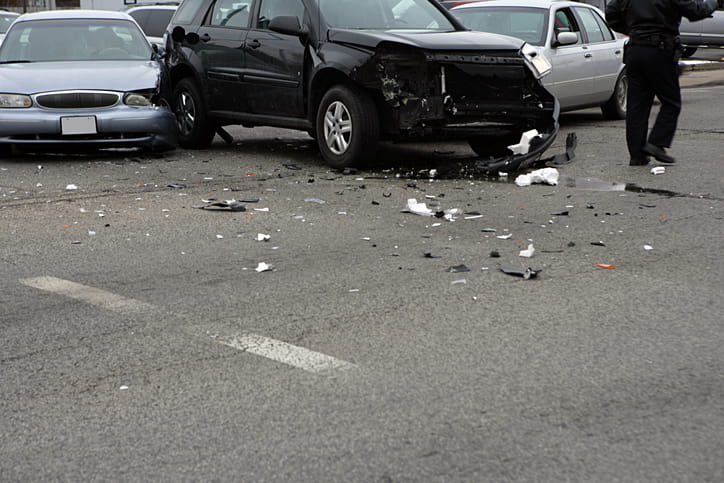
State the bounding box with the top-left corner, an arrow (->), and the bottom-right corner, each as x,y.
551,210 -> 569,216
490,250 -> 500,258
499,265 -> 540,279
192,200 -> 246,211
424,252 -> 441,258
447,264 -> 471,273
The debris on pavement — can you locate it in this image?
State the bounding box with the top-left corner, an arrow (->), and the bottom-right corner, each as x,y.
595,264 -> 616,269
256,233 -> 271,242
424,252 -> 441,258
518,244 -> 535,258
644,245 -> 653,251
514,167 -> 560,187
591,241 -> 606,247
507,129 -> 540,155
255,262 -> 273,272
193,199 -> 246,211
499,265 -> 540,279
65,184 -> 78,190
168,183 -> 187,189
447,264 -> 471,273
490,250 -> 500,258
404,198 -> 460,221
496,233 -> 513,240
451,279 -> 467,285
304,197 -> 326,204
650,167 -> 666,175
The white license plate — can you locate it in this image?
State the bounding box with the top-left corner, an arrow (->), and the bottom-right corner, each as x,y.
61,116 -> 97,135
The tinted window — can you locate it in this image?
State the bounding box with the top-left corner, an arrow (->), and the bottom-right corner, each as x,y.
141,9 -> 176,36
318,0 -> 454,31
454,7 -> 547,45
210,0 -> 253,28
173,0 -> 206,24
256,0 -> 304,29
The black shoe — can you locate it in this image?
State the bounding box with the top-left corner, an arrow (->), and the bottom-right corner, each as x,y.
629,156 -> 650,166
643,143 -> 676,163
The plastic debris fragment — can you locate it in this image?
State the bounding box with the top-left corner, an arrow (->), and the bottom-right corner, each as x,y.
404,198 -> 459,221
499,265 -> 540,279
65,184 -> 78,190
514,167 -> 560,187
193,199 -> 246,211
551,210 -> 569,216
507,129 -> 540,155
650,167 -> 665,175
447,264 -> 471,273
595,264 -> 616,269
643,245 -> 653,251
168,183 -> 186,189
591,241 -> 606,247
496,233 -> 513,240
451,279 -> 467,285
256,233 -> 270,241
518,244 -> 535,258
255,262 -> 273,272
305,198 -> 326,204
424,252 -> 441,258
490,250 -> 500,258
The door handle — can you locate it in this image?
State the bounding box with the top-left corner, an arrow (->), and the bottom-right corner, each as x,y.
247,39 -> 261,49
200,33 -> 211,42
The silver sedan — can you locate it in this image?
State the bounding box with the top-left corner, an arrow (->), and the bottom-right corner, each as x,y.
453,0 -> 627,119
0,9 -> 177,156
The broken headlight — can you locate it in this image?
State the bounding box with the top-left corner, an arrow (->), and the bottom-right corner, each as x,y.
0,93 -> 32,108
520,43 -> 551,79
123,92 -> 153,107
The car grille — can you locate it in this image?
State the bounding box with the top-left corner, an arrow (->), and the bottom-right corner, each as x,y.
35,91 -> 120,109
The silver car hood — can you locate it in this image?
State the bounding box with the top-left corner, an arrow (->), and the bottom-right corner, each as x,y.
0,61 -> 161,94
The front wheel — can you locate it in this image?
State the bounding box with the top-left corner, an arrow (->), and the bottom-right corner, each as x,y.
315,85 -> 379,169
601,69 -> 627,120
172,78 -> 215,148
682,47 -> 697,58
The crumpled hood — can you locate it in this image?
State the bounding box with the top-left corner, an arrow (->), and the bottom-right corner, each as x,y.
0,61 -> 161,94
328,29 -> 524,52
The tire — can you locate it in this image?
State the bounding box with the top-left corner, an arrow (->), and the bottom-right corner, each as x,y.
315,84 -> 379,168
468,133 -> 520,157
172,77 -> 215,148
682,47 -> 697,58
0,144 -> 12,158
601,69 -> 627,120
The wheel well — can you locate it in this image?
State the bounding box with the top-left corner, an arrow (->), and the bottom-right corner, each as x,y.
309,68 -> 389,130
170,64 -> 197,88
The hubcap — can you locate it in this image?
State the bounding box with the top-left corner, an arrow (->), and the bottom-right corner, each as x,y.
323,101 -> 352,156
176,91 -> 196,136
617,75 -> 628,113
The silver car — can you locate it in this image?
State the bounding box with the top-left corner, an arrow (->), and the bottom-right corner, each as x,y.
680,7 -> 724,57
0,10 -> 20,46
453,0 -> 627,119
0,9 -> 177,156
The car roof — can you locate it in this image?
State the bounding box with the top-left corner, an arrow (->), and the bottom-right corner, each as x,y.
125,4 -> 179,11
453,0 -> 586,9
1,11 -> 20,17
14,9 -> 137,22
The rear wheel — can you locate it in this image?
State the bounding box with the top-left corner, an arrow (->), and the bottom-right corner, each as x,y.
601,69 -> 627,120
173,78 -> 215,148
682,47 -> 697,58
315,85 -> 379,168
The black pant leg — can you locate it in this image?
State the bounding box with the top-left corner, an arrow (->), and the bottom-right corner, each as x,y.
648,49 -> 681,148
625,46 -> 655,159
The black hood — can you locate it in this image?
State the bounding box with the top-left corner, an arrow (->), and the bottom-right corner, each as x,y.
327,29 -> 525,52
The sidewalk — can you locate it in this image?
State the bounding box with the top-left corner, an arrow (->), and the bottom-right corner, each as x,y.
679,60 -> 724,88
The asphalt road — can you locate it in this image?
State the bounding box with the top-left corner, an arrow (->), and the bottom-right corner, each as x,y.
1,82 -> 723,481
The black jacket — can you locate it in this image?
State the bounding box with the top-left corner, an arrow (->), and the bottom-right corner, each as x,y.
606,0 -> 718,39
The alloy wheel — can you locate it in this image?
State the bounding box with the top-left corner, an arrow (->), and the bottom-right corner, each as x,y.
323,101 -> 352,155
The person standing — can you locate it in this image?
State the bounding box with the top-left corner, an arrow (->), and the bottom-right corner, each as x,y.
606,0 -> 721,165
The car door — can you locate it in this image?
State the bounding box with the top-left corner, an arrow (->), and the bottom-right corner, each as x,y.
572,5 -> 622,104
195,0 -> 252,112
241,0 -> 306,118
544,7 -> 596,110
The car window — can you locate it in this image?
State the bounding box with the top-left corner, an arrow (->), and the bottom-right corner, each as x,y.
574,6 -> 609,43
553,8 -> 581,44
130,9 -> 176,37
1,14 -> 18,34
256,0 -> 305,29
211,0 -> 253,28
453,7 -> 548,46
318,0 -> 454,31
0,18 -> 152,62
173,0 -> 206,25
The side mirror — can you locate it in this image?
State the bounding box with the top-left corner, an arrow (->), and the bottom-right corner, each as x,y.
171,26 -> 186,43
152,43 -> 166,58
554,32 -> 578,47
269,16 -> 304,37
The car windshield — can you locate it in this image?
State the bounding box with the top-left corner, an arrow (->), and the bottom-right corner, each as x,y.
453,6 -> 548,46
1,14 -> 18,34
317,0 -> 455,31
0,18 -> 152,63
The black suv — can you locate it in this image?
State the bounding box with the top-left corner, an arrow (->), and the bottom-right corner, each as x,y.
165,0 -> 559,169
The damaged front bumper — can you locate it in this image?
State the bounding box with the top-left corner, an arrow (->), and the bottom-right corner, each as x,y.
355,42 -> 560,172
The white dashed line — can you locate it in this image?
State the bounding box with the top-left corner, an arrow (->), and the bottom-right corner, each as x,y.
19,276 -> 357,375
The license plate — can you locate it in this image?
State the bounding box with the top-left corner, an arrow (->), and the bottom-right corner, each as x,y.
61,116 -> 97,135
